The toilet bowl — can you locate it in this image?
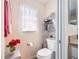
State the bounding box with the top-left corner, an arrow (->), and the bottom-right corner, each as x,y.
37,48 -> 52,59
37,38 -> 56,59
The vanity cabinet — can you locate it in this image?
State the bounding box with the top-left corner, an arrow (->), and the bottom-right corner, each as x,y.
71,46 -> 78,59
68,35 -> 78,59
68,44 -> 78,59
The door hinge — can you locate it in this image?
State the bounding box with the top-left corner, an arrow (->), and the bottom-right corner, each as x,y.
58,40 -> 61,43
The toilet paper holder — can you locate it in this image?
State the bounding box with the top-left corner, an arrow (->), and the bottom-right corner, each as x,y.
27,42 -> 33,47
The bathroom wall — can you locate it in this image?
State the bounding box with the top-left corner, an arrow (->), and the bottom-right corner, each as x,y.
68,25 -> 78,35
44,0 -> 57,17
64,0 -> 78,59
42,0 -> 57,47
5,0 -> 45,59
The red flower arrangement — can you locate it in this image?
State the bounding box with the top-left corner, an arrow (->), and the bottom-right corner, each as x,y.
6,38 -> 20,52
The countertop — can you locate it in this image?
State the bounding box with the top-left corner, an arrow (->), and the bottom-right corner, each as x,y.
70,39 -> 78,46
68,35 -> 78,59
69,35 -> 78,46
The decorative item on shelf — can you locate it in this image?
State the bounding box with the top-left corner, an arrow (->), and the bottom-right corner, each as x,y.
44,19 -> 53,31
44,12 -> 56,32
6,38 -> 20,53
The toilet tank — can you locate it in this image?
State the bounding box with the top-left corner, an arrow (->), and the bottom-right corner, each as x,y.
46,38 -> 56,51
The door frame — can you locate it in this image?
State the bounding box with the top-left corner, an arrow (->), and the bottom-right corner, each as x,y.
56,0 -> 66,59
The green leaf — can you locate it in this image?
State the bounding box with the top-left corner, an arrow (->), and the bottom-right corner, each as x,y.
6,45 -> 9,47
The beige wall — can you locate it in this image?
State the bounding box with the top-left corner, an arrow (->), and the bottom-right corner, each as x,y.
44,0 -> 57,17
68,25 -> 78,35
64,0 -> 78,59
5,0 -> 45,59
42,0 -> 57,48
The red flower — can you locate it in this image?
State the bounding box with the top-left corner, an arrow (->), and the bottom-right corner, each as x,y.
9,41 -> 14,46
16,39 -> 20,44
9,39 -> 17,46
12,40 -> 17,46
8,38 -> 20,46
6,38 -> 20,52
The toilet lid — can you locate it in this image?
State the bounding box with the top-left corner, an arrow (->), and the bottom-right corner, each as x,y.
37,48 -> 52,56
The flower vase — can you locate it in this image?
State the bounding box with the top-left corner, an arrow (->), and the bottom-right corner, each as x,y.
8,46 -> 16,55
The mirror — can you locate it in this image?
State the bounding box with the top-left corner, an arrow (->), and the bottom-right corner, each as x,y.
4,0 -> 59,59
68,0 -> 78,25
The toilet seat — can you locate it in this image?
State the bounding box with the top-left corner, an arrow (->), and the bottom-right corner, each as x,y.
37,48 -> 52,57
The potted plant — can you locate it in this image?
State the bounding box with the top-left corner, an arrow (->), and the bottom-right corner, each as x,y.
6,38 -> 20,53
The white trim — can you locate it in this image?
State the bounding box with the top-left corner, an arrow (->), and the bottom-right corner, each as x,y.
61,0 -> 66,59
1,0 -> 5,59
58,0 -> 66,59
56,0 -> 64,59
56,0 -> 59,59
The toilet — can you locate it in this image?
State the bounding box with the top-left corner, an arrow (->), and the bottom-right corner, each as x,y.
37,38 -> 56,59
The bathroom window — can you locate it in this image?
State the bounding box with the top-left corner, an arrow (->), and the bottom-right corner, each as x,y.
20,5 -> 37,32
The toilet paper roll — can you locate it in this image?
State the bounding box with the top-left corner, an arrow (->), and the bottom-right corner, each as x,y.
27,42 -> 33,47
